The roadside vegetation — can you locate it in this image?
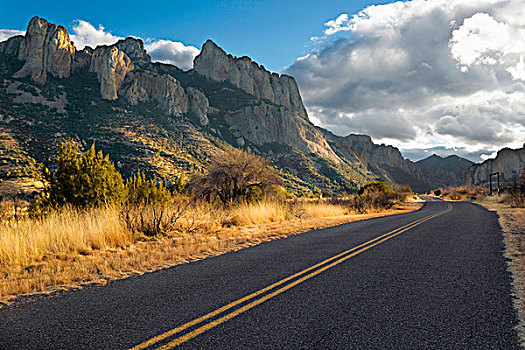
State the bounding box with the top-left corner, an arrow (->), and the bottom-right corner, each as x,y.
0,141 -> 419,304
436,167 -> 525,208
439,186 -> 488,201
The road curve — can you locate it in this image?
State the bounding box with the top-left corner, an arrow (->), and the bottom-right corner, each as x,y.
0,200 -> 520,349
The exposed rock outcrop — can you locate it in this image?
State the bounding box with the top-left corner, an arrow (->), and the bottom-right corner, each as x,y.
342,134 -> 424,177
1,16 -> 453,194
416,154 -> 473,188
465,145 -> 525,186
225,103 -> 339,162
320,129 -> 433,192
123,71 -> 189,115
13,16 -> 76,84
114,37 -> 151,64
72,47 -> 93,72
0,35 -> 24,57
187,87 -> 210,125
90,46 -> 134,100
194,40 -> 307,117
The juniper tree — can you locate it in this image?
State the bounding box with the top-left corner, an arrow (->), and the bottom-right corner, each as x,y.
30,141 -> 126,214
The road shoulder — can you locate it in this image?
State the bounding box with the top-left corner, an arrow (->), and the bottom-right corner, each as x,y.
476,198 -> 525,348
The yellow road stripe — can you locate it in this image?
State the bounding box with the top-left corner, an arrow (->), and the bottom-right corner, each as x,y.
130,203 -> 451,350
156,204 -> 451,349
129,213 -> 432,350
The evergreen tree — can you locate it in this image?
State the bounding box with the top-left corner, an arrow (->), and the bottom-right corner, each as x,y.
30,141 -> 126,214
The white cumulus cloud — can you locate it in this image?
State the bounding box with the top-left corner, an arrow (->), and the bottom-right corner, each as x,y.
145,40 -> 200,71
0,29 -> 25,42
69,20 -> 123,49
287,0 -> 525,162
449,12 -> 525,79
324,14 -> 350,36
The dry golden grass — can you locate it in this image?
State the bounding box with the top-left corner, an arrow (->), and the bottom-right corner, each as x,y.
440,186 -> 488,201
477,195 -> 525,347
299,202 -> 350,218
227,201 -> 350,226
0,200 -> 422,306
228,201 -> 287,225
0,207 -> 131,267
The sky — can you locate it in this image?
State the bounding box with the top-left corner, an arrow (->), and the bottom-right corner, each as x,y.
1,0 -> 524,162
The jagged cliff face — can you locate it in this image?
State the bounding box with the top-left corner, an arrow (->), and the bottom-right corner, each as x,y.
0,36 -> 24,57
123,71 -> 189,115
87,37 -> 154,100
192,40 -> 340,163
114,37 -> 151,64
187,87 -> 210,126
12,17 -> 75,85
465,146 -> 525,186
319,129 -> 433,192
416,154 -> 473,188
341,134 -> 420,175
194,40 -> 307,117
225,103 -> 337,161
89,46 -> 134,100
344,135 -> 439,191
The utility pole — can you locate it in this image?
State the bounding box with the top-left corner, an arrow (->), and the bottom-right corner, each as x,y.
489,172 -> 500,196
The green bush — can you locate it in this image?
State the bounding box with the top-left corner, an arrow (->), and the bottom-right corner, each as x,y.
126,171 -> 172,206
395,185 -> 413,194
29,141 -> 126,215
358,181 -> 392,195
322,190 -> 335,198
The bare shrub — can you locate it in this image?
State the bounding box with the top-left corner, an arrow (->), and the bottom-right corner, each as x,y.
191,148 -> 281,204
121,198 -> 188,237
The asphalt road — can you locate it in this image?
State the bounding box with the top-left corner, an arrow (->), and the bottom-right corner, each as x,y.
0,199 -> 521,349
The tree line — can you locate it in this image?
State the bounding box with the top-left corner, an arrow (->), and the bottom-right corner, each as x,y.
29,140 -> 282,216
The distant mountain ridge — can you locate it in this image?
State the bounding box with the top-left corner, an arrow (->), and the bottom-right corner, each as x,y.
319,130 -> 433,192
0,16 -> 457,195
416,154 -> 474,188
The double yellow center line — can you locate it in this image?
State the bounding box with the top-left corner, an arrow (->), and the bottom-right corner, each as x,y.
130,203 -> 452,350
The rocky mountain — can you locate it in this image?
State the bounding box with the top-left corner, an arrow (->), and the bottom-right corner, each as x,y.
11,17 -> 75,85
416,154 -> 474,188
319,130 -> 433,192
193,40 -> 338,162
464,145 -> 525,187
0,16 -> 440,196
